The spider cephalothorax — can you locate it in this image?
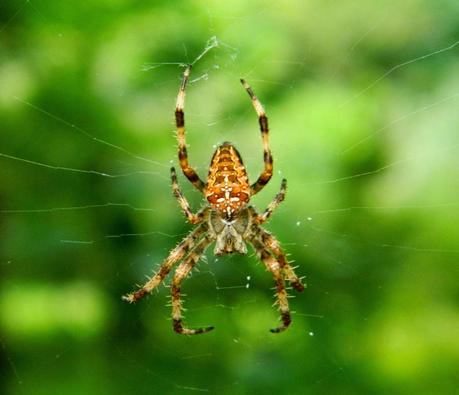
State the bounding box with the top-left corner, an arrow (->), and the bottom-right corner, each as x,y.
123,65 -> 305,335
209,205 -> 250,255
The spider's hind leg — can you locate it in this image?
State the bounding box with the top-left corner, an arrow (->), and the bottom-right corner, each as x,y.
259,229 -> 305,292
171,235 -> 215,335
250,237 -> 292,333
122,223 -> 207,303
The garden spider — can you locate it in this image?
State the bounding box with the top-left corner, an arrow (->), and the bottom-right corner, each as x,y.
123,65 -> 305,334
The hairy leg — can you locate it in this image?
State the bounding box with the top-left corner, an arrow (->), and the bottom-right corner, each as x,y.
240,79 -> 273,195
122,224 -> 207,303
256,178 -> 287,224
251,238 -> 291,333
170,167 -> 207,224
171,235 -> 215,335
256,228 -> 305,292
175,65 -> 206,192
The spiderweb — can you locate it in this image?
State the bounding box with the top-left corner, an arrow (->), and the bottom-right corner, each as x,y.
1,1 -> 459,394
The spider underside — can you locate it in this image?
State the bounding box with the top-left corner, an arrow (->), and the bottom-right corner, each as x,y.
123,65 -> 305,335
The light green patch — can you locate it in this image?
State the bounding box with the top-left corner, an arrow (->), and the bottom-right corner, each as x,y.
0,61 -> 35,110
0,281 -> 110,340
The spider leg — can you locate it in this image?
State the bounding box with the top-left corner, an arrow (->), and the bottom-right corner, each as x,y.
240,79 -> 273,195
256,178 -> 287,224
256,228 -> 305,292
250,237 -> 291,333
171,235 -> 215,335
170,167 -> 207,224
176,65 -> 206,192
122,223 -> 208,303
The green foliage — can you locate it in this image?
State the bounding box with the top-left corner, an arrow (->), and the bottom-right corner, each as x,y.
1,1 -> 458,394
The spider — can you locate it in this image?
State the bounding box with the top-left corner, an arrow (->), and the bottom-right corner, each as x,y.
123,65 -> 305,335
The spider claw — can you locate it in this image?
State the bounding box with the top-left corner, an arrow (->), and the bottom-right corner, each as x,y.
122,293 -> 136,303
269,322 -> 290,333
173,319 -> 214,335
122,288 -> 148,303
270,326 -> 288,334
269,311 -> 291,333
292,282 -> 305,292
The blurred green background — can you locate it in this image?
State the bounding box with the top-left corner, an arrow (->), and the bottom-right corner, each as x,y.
1,1 -> 459,394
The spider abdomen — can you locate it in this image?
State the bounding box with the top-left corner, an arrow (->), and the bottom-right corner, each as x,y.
206,143 -> 250,217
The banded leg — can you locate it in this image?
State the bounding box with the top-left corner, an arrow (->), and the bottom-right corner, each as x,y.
171,235 -> 215,335
251,238 -> 291,333
257,229 -> 305,292
175,65 -> 205,192
256,178 -> 287,224
122,223 -> 207,303
171,167 -> 207,224
240,79 -> 273,195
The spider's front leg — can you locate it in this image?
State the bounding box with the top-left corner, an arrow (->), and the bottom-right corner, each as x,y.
175,65 -> 206,192
240,78 -> 273,195
171,235 -> 215,335
122,223 -> 207,303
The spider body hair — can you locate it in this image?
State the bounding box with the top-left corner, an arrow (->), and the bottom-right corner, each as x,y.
123,65 -> 305,335
208,206 -> 251,255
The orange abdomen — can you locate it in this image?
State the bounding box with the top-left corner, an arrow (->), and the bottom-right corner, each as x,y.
205,143 -> 250,218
